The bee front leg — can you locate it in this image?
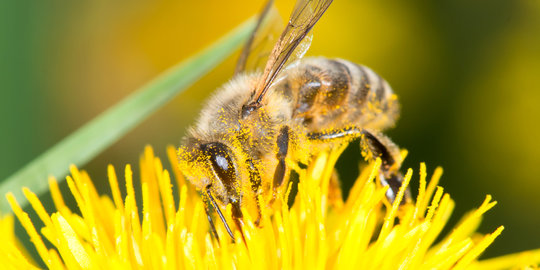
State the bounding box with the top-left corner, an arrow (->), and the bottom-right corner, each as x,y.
269,126 -> 290,206
246,158 -> 264,226
274,126 -> 290,189
230,199 -> 247,243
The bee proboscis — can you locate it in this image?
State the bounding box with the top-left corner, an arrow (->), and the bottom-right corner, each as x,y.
177,0 -> 408,240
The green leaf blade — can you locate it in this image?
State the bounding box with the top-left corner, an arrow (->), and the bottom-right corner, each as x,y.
0,18 -> 255,213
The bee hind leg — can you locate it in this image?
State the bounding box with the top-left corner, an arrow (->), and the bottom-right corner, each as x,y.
307,127 -> 411,204
360,129 -> 411,205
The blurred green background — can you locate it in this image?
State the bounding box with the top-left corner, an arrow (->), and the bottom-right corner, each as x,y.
1,0 -> 539,259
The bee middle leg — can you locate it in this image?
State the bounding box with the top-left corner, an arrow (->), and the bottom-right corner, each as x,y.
307,127 -> 410,204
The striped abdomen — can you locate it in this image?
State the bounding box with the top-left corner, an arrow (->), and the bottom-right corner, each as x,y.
275,57 -> 400,132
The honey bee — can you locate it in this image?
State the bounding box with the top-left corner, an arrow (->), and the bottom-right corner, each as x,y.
177,0 -> 408,240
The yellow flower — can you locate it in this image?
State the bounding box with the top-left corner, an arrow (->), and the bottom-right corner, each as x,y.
3,145 -> 540,269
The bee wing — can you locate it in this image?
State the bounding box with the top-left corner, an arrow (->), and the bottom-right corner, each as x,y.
235,0 -> 283,75
248,0 -> 333,108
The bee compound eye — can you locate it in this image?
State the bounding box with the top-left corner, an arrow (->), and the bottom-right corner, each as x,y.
202,142 -> 238,195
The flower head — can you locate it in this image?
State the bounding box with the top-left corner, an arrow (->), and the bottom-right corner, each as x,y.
3,145 -> 540,269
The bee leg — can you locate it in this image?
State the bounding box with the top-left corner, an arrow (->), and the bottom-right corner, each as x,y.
274,126 -> 290,188
269,126 -> 290,205
247,158 -> 264,227
307,126 -> 363,140
307,127 -> 410,204
230,200 -> 248,243
360,130 -> 411,204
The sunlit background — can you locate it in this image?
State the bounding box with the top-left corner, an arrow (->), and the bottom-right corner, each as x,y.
1,0 -> 539,259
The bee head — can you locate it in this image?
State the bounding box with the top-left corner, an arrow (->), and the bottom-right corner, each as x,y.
177,140 -> 241,205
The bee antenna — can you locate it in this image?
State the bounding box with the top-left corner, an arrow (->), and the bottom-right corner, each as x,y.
206,188 -> 235,241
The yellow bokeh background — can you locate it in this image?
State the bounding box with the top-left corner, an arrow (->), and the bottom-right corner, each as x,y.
1,0 -> 539,258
